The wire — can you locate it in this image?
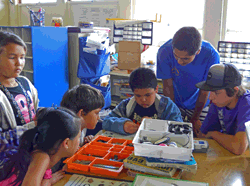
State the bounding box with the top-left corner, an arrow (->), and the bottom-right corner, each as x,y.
182,134 -> 190,147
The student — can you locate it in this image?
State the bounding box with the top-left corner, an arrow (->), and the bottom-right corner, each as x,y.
0,107 -> 81,186
60,84 -> 105,146
157,27 -> 220,136
102,67 -> 183,135
0,31 -> 39,163
196,63 -> 250,155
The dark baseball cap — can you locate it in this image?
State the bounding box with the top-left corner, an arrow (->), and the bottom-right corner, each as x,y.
195,63 -> 242,91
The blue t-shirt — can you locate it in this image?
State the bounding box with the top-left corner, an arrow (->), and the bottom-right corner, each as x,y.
157,39 -> 220,109
200,91 -> 250,135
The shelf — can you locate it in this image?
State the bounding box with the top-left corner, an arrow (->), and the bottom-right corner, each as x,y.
218,41 -> 250,73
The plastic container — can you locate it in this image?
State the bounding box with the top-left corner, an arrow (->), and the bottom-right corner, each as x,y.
64,154 -> 94,172
64,135 -> 134,176
30,11 -> 45,26
132,119 -> 194,161
51,17 -> 63,27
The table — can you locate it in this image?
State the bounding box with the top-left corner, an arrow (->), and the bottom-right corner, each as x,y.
181,139 -> 250,186
54,132 -> 250,186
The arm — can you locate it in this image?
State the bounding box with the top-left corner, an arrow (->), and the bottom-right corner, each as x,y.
102,112 -> 136,135
191,90 -> 209,135
22,152 -> 50,186
102,99 -> 134,135
206,131 -> 248,155
163,79 -> 174,102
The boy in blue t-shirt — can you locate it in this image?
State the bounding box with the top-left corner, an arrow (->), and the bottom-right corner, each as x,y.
157,27 -> 220,136
196,63 -> 250,155
102,67 -> 183,135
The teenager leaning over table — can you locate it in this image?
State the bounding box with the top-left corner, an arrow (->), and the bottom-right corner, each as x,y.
157,27 -> 220,136
0,31 -> 39,165
196,63 -> 250,155
102,67 -> 183,135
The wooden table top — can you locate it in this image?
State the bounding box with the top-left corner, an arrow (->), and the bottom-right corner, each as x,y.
54,134 -> 250,186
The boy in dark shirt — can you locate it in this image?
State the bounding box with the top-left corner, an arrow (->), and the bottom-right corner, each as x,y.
102,67 -> 183,135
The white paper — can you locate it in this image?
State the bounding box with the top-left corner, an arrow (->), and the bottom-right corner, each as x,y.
65,174 -> 132,186
70,1 -> 118,28
141,178 -> 172,186
133,175 -> 208,186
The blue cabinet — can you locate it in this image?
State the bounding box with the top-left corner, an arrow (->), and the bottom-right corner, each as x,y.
0,26 -> 69,107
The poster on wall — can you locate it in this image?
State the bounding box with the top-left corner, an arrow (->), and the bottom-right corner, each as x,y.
70,1 -> 118,29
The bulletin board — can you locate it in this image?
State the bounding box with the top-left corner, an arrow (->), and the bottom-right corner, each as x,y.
69,1 -> 118,29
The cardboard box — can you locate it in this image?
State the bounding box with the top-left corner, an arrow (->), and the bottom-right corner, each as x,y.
132,119 -> 194,161
118,41 -> 141,70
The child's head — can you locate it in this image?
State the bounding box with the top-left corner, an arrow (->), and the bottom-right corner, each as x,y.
0,31 -> 27,79
129,67 -> 158,108
172,27 -> 201,66
26,107 -> 81,156
196,63 -> 246,108
60,84 -> 105,130
1,107 -> 81,185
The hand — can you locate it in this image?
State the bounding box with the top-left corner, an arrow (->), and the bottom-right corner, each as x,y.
124,121 -> 139,134
205,132 -> 214,139
50,170 -> 65,185
191,119 -> 202,137
84,135 -> 94,144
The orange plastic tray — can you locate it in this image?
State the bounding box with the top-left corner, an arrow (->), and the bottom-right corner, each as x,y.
64,135 -> 134,177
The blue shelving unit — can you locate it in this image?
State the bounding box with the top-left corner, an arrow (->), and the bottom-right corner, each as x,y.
0,26 -> 69,107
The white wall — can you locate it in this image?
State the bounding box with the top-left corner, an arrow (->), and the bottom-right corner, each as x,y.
0,0 -> 131,27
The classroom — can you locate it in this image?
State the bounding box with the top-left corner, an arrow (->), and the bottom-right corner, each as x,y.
0,0 -> 250,186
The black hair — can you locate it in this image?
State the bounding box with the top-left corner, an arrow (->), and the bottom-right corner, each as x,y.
172,27 -> 202,56
225,85 -> 246,97
129,67 -> 157,92
0,107 -> 81,186
60,84 -> 104,114
0,31 -> 27,54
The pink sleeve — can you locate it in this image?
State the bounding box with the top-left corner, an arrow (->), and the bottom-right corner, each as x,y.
43,169 -> 52,179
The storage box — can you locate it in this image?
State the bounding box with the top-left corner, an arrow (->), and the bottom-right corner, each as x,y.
118,41 -> 141,70
132,119 -> 194,161
64,135 -> 134,176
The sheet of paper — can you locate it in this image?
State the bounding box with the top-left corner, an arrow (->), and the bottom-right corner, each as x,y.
70,1 -> 118,28
65,174 -> 132,186
141,178 -> 172,186
133,175 -> 208,186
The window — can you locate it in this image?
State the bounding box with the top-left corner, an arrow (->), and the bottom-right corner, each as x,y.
225,0 -> 250,42
20,0 -> 57,3
133,0 -> 205,46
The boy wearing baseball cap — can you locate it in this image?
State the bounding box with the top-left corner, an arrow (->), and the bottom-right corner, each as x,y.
195,63 -> 250,155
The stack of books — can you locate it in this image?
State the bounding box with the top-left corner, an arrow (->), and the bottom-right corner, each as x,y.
145,155 -> 197,174
123,153 -> 197,179
123,153 -> 183,179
